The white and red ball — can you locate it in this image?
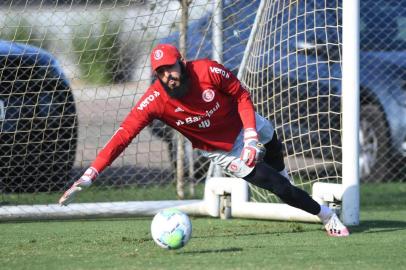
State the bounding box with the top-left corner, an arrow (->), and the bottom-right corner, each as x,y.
151,209 -> 192,249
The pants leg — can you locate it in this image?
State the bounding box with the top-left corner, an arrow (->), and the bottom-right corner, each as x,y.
244,139 -> 321,215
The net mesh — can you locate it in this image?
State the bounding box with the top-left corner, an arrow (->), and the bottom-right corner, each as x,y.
238,0 -> 343,202
0,0 -> 262,205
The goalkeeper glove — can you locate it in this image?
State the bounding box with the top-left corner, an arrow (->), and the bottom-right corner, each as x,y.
59,167 -> 98,206
240,128 -> 266,167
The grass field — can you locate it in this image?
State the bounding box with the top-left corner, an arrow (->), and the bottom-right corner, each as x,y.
1,183 -> 405,270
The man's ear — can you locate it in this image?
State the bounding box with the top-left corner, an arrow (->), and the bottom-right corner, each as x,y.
151,70 -> 159,83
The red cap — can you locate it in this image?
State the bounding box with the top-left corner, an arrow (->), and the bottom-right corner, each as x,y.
150,44 -> 181,71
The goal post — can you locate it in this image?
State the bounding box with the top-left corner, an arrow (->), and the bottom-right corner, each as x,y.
341,0 -> 360,225
0,0 -> 359,225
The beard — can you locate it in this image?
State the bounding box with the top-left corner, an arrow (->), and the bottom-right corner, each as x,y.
158,61 -> 189,99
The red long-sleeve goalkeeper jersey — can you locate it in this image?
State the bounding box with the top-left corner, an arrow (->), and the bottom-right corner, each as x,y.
91,59 -> 256,173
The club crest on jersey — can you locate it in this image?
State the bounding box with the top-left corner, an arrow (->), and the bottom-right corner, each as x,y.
202,89 -> 215,102
153,49 -> 163,60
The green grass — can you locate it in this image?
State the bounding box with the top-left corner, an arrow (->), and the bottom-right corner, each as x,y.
0,183 -> 405,270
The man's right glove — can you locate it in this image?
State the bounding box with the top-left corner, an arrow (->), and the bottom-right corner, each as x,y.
240,128 -> 266,167
59,167 -> 98,206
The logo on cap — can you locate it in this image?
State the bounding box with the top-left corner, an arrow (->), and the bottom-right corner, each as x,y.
202,89 -> 215,102
153,49 -> 163,60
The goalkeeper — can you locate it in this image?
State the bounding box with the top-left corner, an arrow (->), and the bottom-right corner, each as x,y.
59,44 -> 349,237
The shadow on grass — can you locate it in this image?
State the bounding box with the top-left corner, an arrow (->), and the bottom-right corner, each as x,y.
179,247 -> 243,255
350,219 -> 406,234
192,223 -> 321,240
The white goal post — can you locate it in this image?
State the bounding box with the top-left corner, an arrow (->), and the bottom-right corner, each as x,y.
0,0 -> 359,225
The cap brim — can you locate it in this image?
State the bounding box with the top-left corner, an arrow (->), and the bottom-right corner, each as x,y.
153,58 -> 178,71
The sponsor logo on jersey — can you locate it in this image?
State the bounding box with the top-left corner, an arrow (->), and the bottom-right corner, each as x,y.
209,66 -> 230,79
174,107 -> 184,112
137,91 -> 160,110
205,101 -> 220,118
175,101 -> 220,126
153,49 -> 163,60
202,89 -> 215,102
175,116 -> 202,126
176,119 -> 185,126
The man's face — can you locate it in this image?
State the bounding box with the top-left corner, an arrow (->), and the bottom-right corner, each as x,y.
155,60 -> 189,99
156,61 -> 182,90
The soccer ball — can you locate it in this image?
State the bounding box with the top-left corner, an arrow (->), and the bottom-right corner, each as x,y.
151,209 -> 192,249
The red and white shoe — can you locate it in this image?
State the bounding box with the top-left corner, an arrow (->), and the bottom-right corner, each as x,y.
323,213 -> 350,237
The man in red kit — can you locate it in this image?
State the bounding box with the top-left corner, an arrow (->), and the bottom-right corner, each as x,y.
59,44 -> 349,237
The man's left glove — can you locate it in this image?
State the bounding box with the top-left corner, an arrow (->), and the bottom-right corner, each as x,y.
240,128 -> 266,167
59,167 -> 98,206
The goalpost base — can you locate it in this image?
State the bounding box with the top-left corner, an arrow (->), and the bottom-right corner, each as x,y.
204,177 -> 327,223
203,177 -> 349,224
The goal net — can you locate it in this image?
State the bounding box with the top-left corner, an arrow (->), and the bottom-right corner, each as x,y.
240,0 -> 344,202
0,0 -> 359,224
